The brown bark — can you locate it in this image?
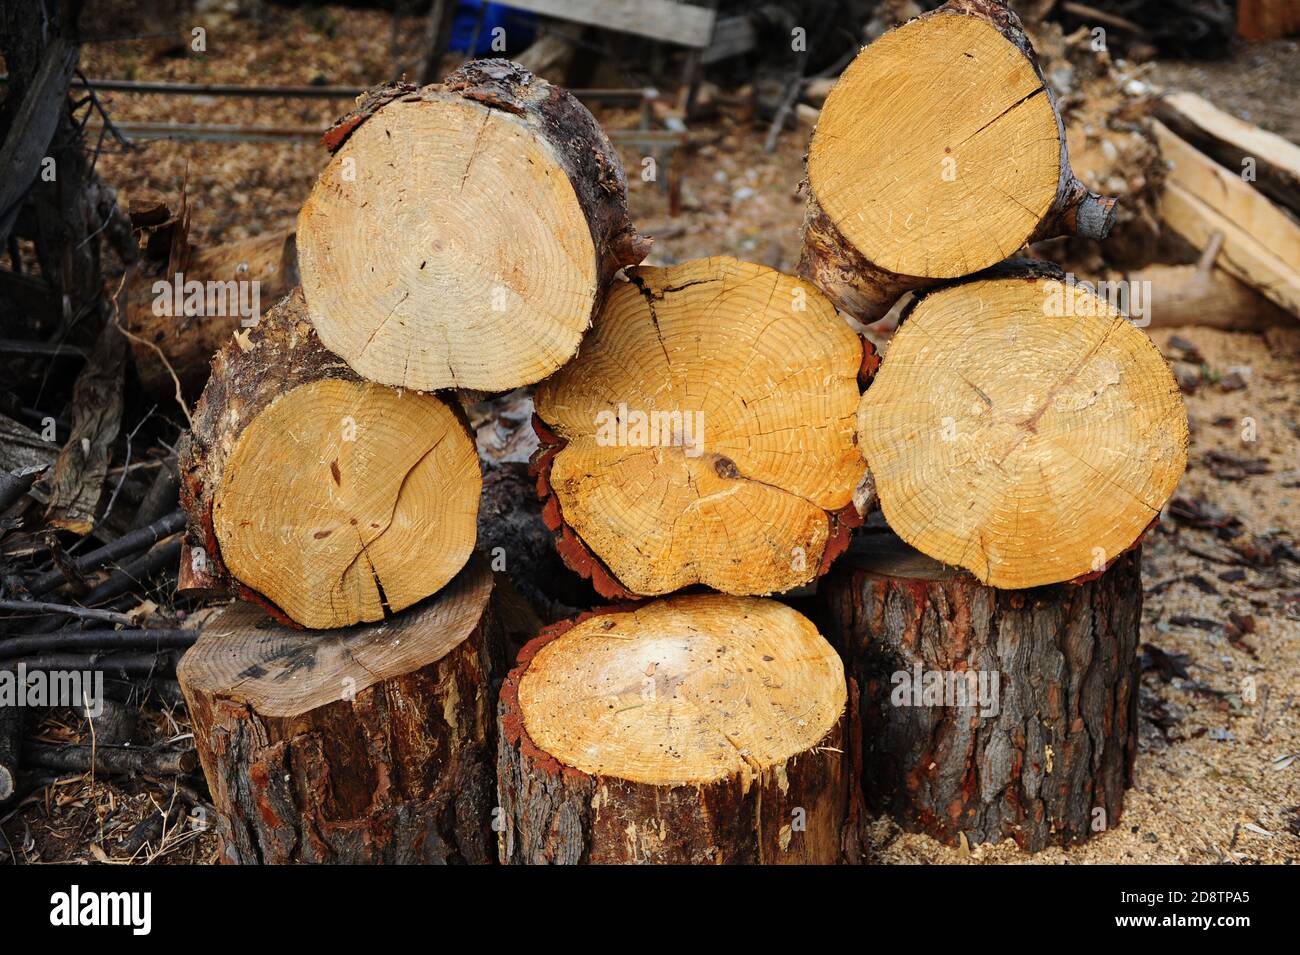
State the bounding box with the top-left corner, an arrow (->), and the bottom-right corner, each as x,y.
178,556 -> 505,864
496,607 -> 852,864
798,0 -> 1116,323
818,532 -> 1141,852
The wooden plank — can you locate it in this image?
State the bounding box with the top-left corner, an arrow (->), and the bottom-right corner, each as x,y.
502,0 -> 716,48
1160,181 -> 1300,316
1153,120 -> 1300,273
700,14 -> 755,63
1157,91 -> 1300,216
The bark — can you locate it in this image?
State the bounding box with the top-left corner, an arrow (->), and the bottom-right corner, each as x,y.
496,610 -> 852,864
478,460 -> 596,622
178,558 -> 505,864
818,532 -> 1141,852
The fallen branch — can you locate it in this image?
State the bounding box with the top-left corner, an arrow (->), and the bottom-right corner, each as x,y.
0,628 -> 194,657
25,510 -> 184,596
0,600 -> 135,626
23,742 -> 196,776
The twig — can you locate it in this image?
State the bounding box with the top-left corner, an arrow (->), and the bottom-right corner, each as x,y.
112,268 -> 194,430
0,628 -> 194,657
0,600 -> 134,626
0,650 -> 180,678
23,743 -> 197,776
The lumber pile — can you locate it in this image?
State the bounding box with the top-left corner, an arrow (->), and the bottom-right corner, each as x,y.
170,1 -> 1198,862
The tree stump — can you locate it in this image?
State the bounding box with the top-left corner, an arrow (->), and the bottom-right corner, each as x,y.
532,256 -> 870,599
178,289 -> 481,629
296,59 -> 649,393
818,532 -> 1141,852
177,556 -> 503,864
497,594 -> 852,864
857,262 -> 1186,589
799,0 -> 1117,321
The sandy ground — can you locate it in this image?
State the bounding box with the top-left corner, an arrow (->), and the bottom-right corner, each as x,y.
4,3 -> 1294,865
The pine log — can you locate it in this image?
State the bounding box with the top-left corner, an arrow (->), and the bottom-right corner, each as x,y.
178,288 -> 480,629
177,556 -> 504,864
296,59 -> 649,393
532,257 -> 872,598
857,261 -> 1186,589
818,532 -> 1141,851
497,594 -> 851,864
124,214 -> 297,397
799,0 -> 1117,322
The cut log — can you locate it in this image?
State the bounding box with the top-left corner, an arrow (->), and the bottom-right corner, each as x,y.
1158,180 -> 1300,318
497,594 -> 851,864
532,257 -> 870,598
124,221 -> 297,397
819,532 -> 1141,852
296,59 -> 649,393
177,556 -> 503,864
1135,263 -> 1292,331
178,288 -> 481,629
857,261 -> 1187,589
1156,91 -> 1300,218
800,0 -> 1117,322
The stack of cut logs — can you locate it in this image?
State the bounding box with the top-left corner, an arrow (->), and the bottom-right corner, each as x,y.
175,0 -> 1189,864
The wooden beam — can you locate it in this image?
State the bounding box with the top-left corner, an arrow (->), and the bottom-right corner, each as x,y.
501,0 -> 717,48
1153,120 -> 1300,274
1157,91 -> 1300,217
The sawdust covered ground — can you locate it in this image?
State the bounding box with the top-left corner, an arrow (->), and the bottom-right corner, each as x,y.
64,3 -> 1298,865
